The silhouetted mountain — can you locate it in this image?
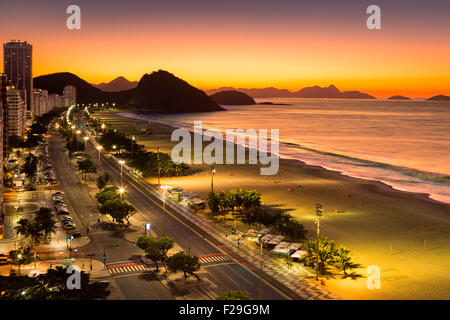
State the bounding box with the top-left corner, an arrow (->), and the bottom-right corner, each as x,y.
205,85 -> 375,99
129,70 -> 224,113
293,85 -> 376,99
33,72 -> 133,104
427,95 -> 450,101
388,95 -> 411,100
210,90 -> 255,105
93,76 -> 138,92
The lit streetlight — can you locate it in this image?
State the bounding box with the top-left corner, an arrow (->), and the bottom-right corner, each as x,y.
118,160 -> 125,185
119,187 -> 125,201
315,204 -> 323,281
211,167 -> 216,193
160,185 -> 169,236
259,239 -> 268,300
96,146 -> 103,174
83,136 -> 89,151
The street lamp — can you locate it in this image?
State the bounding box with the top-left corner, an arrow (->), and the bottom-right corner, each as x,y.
76,130 -> 81,149
17,254 -> 22,276
118,160 -> 125,185
160,185 -> 169,236
112,145 -> 117,154
96,146 -> 103,174
315,203 -> 323,281
83,136 -> 89,151
259,239 -> 268,300
119,187 -> 125,201
211,167 -> 216,193
101,123 -> 105,131
131,136 -> 135,159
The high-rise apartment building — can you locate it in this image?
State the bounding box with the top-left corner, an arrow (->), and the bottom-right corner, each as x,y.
0,73 -> 6,157
63,85 -> 76,107
3,40 -> 33,119
6,87 -> 25,137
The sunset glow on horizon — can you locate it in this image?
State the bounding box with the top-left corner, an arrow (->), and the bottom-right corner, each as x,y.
1,0 -> 449,98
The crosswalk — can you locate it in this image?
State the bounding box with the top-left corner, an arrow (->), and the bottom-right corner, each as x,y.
107,262 -> 153,275
198,254 -> 232,266
107,254 -> 233,275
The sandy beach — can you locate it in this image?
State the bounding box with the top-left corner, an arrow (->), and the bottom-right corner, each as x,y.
93,110 -> 450,300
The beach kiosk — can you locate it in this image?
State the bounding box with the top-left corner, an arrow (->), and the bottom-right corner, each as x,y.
267,235 -> 285,247
243,229 -> 261,242
259,234 -> 276,245
290,250 -> 307,261
270,241 -> 291,256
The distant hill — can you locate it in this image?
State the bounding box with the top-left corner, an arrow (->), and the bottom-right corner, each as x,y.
205,87 -> 293,98
33,72 -> 133,105
93,76 -> 138,92
129,70 -> 224,113
294,85 -> 376,99
205,85 -> 375,99
427,95 -> 450,101
210,90 -> 255,105
388,95 -> 411,100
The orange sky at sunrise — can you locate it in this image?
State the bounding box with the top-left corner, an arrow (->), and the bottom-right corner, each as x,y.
1,0 -> 449,98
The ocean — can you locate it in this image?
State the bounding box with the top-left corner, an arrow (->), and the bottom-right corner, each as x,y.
119,98 -> 450,204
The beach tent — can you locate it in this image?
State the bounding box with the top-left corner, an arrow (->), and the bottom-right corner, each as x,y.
243,229 -> 261,242
258,228 -> 271,236
271,241 -> 291,255
188,199 -> 206,210
259,234 -> 276,243
267,235 -> 285,246
290,250 -> 307,260
287,243 -> 303,251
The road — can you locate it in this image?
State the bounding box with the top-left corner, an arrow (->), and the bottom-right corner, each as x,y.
49,123 -> 290,300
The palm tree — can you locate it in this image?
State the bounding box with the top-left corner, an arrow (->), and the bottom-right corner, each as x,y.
300,236 -> 337,275
15,219 -> 31,240
28,222 -> 44,248
333,246 -> 359,278
39,218 -> 58,243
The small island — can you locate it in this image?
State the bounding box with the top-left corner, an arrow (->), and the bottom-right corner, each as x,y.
388,95 -> 411,100
210,90 -> 256,105
427,95 -> 450,101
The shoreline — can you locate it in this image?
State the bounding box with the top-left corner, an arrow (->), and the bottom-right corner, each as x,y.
118,111 -> 450,208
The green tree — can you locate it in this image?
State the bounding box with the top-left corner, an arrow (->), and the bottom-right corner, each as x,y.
99,198 -> 136,227
217,290 -> 252,300
333,247 -> 359,278
78,158 -> 97,180
300,236 -> 338,276
96,172 -> 111,190
0,266 -> 110,300
20,153 -> 38,182
8,248 -> 34,275
166,252 -> 201,280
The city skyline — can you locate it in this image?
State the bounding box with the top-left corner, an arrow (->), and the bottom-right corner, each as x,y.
0,0 -> 449,98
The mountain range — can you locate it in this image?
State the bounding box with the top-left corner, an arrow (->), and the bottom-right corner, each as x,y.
34,71 -> 223,113
92,76 -> 138,92
205,85 -> 376,99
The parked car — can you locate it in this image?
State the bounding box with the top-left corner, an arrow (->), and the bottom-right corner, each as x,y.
57,209 -> 70,216
63,224 -> 76,230
70,232 -> 82,238
0,256 -> 12,265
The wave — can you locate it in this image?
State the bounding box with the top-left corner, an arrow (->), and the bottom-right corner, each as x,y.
280,141 -> 450,185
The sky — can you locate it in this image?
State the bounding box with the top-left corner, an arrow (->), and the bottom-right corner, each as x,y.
1,0 -> 449,98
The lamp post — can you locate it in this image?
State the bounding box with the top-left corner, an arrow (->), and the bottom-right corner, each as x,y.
315,203 -> 323,281
118,160 -> 125,185
131,136 -> 135,159
101,123 -> 105,131
83,136 -> 89,151
157,147 -> 161,185
259,239 -> 267,300
96,146 -> 103,174
76,130 -> 81,150
119,188 -> 125,201
160,185 -> 168,236
211,167 -> 216,193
